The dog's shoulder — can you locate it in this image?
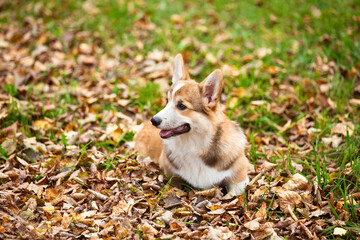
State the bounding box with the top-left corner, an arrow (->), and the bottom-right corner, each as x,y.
200,119 -> 247,171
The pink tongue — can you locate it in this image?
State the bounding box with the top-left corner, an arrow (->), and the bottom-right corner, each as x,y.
159,129 -> 174,138
174,125 -> 185,132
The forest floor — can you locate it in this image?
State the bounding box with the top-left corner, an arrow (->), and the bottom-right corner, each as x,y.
0,0 -> 359,239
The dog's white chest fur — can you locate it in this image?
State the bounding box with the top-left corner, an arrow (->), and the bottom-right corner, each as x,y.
163,133 -> 233,189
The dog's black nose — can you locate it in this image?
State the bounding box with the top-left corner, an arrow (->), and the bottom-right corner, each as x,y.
151,117 -> 162,127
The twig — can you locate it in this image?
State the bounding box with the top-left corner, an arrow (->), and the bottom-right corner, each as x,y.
247,163 -> 278,189
287,206 -> 298,221
288,206 -> 317,240
246,172 -> 263,189
300,222 -> 315,240
88,189 -> 108,201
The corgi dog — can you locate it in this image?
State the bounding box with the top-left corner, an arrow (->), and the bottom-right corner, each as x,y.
135,54 -> 249,195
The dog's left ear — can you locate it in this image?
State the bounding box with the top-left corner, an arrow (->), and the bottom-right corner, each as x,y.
172,53 -> 190,84
200,69 -> 224,108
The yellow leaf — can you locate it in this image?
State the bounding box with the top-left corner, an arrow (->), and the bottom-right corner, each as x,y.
106,124 -> 123,142
228,97 -> 238,109
71,212 -> 83,222
210,205 -> 221,211
329,172 -> 338,184
170,14 -> 184,25
41,205 -> 55,215
33,118 -> 54,130
44,188 -> 59,202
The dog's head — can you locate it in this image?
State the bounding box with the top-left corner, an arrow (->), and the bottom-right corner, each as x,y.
151,54 -> 224,139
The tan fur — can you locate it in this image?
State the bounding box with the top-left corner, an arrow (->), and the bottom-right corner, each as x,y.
134,120 -> 162,161
135,54 -> 249,194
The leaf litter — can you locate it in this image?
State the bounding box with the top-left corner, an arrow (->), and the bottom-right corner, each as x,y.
0,1 -> 360,239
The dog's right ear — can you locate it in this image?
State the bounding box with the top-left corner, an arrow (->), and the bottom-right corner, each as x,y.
172,53 -> 190,84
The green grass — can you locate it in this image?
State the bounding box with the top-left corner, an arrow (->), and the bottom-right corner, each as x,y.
130,82 -> 163,116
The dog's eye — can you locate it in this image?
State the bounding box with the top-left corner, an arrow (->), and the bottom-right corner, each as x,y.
166,98 -> 168,104
177,102 -> 187,110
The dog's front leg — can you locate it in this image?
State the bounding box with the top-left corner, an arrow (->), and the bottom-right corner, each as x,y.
228,178 -> 249,195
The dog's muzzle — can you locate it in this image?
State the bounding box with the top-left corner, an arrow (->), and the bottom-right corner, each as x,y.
151,116 -> 162,127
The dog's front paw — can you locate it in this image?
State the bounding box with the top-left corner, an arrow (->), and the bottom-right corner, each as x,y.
228,178 -> 249,196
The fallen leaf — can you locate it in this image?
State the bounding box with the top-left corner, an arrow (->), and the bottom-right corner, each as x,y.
156,211 -> 173,225
332,122 -> 354,136
244,219 -> 260,231
255,47 -> 272,59
170,14 -> 184,25
275,187 -> 302,213
349,98 -> 360,106
283,173 -> 309,191
311,6 -> 321,18
333,227 -> 347,236
33,118 -> 54,130
255,201 -> 267,220
106,124 -> 123,142
163,194 -> 182,208
1,137 -> 16,155
322,135 -> 343,148
139,221 -> 158,236
206,53 -> 217,65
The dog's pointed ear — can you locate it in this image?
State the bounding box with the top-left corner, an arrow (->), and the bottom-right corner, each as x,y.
172,53 -> 190,84
200,69 -> 224,108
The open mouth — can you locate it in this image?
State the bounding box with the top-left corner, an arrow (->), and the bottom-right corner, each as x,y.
159,124 -> 191,139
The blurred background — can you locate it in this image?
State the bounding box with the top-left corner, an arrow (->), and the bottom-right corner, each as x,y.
1,0 -> 359,133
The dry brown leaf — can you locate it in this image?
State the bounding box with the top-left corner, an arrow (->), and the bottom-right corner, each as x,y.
332,122 -> 354,136
275,187 -> 302,213
195,187 -> 218,197
170,14 -> 184,25
206,53 -> 217,65
259,161 -> 278,172
208,208 -> 226,215
169,220 -> 183,232
139,221 -> 159,237
251,187 -> 267,202
311,6 -> 321,18
255,201 -> 267,220
349,98 -> 360,106
207,226 -> 233,240
322,135 -> 343,148
244,219 -> 260,231
283,173 -> 309,191
1,137 -> 16,155
255,47 -> 272,58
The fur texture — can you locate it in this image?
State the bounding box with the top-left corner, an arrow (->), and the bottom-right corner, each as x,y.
135,54 -> 249,195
